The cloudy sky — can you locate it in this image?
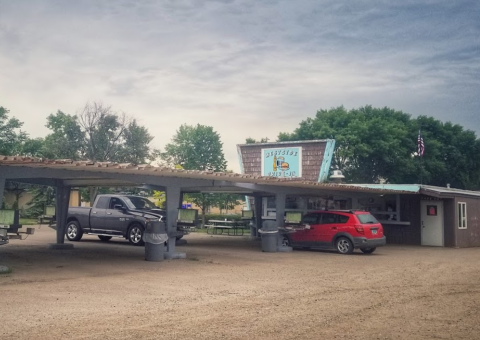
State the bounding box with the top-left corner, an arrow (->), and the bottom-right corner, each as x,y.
1,0 -> 479,171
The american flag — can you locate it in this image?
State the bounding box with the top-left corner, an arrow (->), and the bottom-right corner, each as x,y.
417,130 -> 425,156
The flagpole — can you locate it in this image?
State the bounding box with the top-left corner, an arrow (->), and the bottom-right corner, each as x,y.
420,153 -> 423,185
418,128 -> 424,185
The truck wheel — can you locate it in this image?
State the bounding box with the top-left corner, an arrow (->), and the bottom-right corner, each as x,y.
128,224 -> 145,246
66,221 -> 83,241
98,236 -> 112,242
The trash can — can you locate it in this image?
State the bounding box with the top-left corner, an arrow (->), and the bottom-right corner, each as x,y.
259,220 -> 278,252
144,221 -> 168,262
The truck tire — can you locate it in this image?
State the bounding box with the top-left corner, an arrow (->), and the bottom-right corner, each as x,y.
66,220 -> 83,241
127,224 -> 145,246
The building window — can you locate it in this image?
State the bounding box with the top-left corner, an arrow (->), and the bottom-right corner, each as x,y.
458,202 -> 467,229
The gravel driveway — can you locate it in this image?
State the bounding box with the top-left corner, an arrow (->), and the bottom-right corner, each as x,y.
1,226 -> 479,340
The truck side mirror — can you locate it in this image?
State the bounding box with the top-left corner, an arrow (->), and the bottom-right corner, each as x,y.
114,204 -> 124,210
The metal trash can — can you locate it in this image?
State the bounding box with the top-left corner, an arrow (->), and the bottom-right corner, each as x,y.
259,220 -> 278,252
144,221 -> 168,262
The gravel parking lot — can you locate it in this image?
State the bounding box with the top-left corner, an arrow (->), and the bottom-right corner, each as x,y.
1,226 -> 480,340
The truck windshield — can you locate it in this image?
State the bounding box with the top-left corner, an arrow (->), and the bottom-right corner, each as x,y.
124,197 -> 157,210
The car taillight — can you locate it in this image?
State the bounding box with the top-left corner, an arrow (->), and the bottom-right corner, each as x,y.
355,225 -> 365,234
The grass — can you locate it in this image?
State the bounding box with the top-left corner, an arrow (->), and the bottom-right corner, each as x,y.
19,218 -> 38,225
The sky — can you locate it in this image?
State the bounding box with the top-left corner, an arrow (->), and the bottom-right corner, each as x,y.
1,0 -> 479,172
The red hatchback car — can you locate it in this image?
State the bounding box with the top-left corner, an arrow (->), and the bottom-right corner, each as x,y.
282,210 -> 386,254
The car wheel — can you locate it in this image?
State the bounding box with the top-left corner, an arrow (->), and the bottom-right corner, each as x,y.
66,221 -> 83,241
98,236 -> 112,242
360,247 -> 376,254
128,224 -> 145,246
335,237 -> 354,254
281,236 -> 290,247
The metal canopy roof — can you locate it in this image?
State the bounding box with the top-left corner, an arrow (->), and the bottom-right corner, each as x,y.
0,156 -> 422,197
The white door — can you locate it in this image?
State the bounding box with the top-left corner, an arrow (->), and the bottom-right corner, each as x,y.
421,201 -> 444,246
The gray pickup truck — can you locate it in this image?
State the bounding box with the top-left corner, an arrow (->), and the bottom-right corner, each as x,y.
66,194 -> 168,246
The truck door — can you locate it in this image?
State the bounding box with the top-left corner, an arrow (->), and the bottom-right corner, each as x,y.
90,196 -> 109,233
106,197 -> 130,236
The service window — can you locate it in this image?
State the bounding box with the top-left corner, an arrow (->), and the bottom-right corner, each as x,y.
458,202 -> 467,229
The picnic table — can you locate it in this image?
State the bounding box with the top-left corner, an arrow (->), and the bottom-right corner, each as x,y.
205,220 -> 247,236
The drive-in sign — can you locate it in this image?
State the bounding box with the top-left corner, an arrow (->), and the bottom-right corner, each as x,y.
261,147 -> 302,178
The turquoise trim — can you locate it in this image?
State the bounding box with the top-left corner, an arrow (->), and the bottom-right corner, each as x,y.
237,145 -> 245,175
237,146 -> 250,210
317,139 -> 335,182
347,184 -> 421,193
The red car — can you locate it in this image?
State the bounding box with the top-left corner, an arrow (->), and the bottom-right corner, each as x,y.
282,210 -> 386,254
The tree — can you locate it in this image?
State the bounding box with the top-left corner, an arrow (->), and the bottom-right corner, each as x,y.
153,191 -> 166,208
278,105 -> 480,188
44,102 -> 156,203
4,181 -> 30,210
43,110 -> 84,160
414,116 -> 480,189
184,193 -> 217,227
0,106 -> 27,156
44,103 -> 155,164
245,137 -> 269,144
161,124 -> 227,171
115,120 -> 154,164
214,193 -> 243,214
23,186 -> 55,218
161,124 -> 227,224
19,138 -> 46,157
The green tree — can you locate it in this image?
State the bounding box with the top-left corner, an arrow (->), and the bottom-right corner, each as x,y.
43,110 -> 84,160
19,137 -> 46,157
278,105 -> 480,188
44,102 -> 157,203
279,106 -> 416,183
24,186 -> 55,218
116,120 -> 154,164
184,193 -> 217,227
161,124 -> 227,224
0,106 -> 27,155
414,116 -> 480,189
4,181 -> 30,211
153,191 -> 166,208
44,103 -> 155,164
214,193 -> 243,214
245,137 -> 269,144
161,124 -> 227,171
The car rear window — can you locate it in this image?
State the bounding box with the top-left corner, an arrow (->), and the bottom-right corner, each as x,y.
357,213 -> 379,224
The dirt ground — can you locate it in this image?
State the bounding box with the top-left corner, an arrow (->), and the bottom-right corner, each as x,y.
1,226 -> 480,340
